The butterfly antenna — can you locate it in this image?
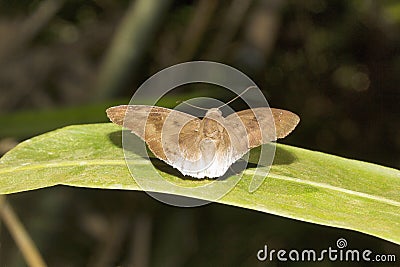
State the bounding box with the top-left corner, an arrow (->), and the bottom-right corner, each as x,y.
176,100 -> 209,111
217,85 -> 257,109
176,85 -> 257,111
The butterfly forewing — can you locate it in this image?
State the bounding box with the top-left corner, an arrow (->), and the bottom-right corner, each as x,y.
225,107 -> 299,150
106,105 -> 201,161
270,108 -> 300,139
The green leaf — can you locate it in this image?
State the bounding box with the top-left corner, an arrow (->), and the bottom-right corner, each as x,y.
1,123 -> 399,244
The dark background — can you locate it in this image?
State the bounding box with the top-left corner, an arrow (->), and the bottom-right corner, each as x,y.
0,0 -> 399,266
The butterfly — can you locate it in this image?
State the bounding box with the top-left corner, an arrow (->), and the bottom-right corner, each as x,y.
106,103 -> 300,179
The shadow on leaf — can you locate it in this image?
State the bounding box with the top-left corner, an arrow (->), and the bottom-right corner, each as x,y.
108,130 -> 296,180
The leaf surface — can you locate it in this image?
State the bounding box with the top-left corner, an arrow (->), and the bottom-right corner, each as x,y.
0,123 -> 399,244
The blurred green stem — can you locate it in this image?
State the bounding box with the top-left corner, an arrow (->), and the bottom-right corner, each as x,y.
95,0 -> 172,99
0,196 -> 47,267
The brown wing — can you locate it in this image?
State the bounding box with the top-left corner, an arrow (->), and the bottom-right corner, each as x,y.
225,107 -> 300,149
106,105 -> 201,161
270,108 -> 300,139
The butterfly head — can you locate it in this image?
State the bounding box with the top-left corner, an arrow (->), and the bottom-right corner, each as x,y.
205,108 -> 222,118
201,108 -> 225,139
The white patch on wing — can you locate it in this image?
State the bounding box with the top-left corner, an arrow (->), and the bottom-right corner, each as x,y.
167,140 -> 244,178
174,149 -> 232,178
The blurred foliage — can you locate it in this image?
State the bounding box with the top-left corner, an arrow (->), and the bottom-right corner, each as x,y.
0,0 -> 399,266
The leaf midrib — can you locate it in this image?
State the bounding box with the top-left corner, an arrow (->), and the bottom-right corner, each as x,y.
0,159 -> 128,174
265,173 -> 400,207
1,159 -> 399,208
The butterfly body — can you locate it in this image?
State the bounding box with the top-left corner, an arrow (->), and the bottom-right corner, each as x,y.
106,105 -> 299,178
178,109 -> 235,178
